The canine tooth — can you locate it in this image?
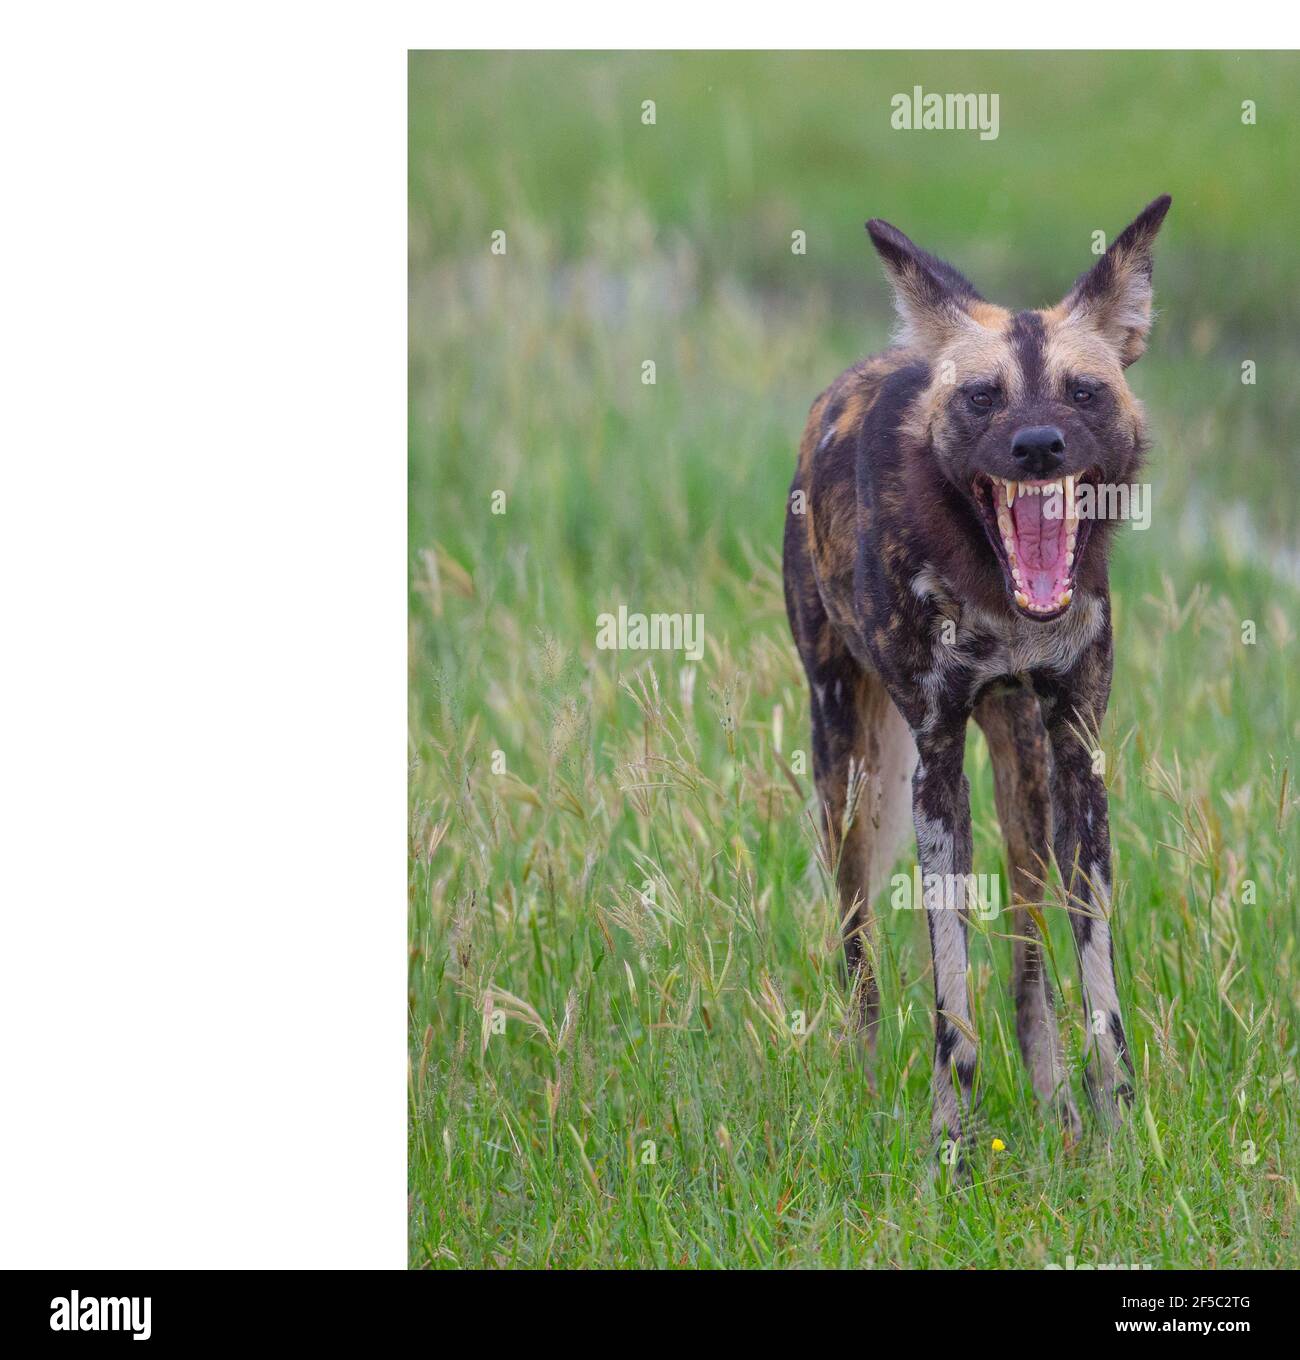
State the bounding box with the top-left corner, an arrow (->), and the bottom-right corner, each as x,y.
1014,590 -> 1029,608
1004,479 -> 1016,508
1059,589 -> 1072,607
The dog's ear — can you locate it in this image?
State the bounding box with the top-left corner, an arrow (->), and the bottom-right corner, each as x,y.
1058,195 -> 1172,367
866,218 -> 984,351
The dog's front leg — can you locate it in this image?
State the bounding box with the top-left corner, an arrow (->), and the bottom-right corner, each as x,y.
912,718 -> 977,1161
1041,660 -> 1134,1123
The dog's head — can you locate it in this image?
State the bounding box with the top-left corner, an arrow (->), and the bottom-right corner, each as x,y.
867,196 -> 1171,621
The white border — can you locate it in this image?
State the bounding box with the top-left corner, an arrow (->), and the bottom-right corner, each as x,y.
411,2 -> 1299,50
0,4 -> 404,1268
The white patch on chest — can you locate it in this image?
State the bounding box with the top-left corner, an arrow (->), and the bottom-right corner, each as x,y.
911,566 -> 1104,711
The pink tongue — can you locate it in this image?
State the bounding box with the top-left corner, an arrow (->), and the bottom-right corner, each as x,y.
1011,493 -> 1068,608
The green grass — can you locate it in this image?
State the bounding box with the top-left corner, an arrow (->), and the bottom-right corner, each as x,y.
409,51 -> 1299,1268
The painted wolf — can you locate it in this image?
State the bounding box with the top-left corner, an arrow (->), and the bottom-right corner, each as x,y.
783,197 -> 1171,1161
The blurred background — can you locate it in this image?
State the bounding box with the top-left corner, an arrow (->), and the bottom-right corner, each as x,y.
411,51 -> 1298,579
410,53 -> 1298,1268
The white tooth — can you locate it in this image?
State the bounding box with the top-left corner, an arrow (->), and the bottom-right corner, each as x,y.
1014,590 -> 1029,609
1005,479 -> 1016,508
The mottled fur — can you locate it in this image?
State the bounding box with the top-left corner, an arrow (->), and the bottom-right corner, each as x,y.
784,197 -> 1171,1163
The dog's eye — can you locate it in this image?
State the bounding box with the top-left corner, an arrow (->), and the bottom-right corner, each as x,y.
968,389 -> 995,411
1072,386 -> 1094,404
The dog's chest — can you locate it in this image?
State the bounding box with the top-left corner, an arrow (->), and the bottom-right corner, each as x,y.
912,568 -> 1103,700
961,600 -> 1100,678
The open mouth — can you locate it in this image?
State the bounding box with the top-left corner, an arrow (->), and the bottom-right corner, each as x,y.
972,472 -> 1095,619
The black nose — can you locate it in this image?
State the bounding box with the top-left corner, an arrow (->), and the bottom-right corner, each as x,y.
1010,425 -> 1065,477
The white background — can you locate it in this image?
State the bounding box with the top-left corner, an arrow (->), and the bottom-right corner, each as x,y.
0,1 -> 1292,1271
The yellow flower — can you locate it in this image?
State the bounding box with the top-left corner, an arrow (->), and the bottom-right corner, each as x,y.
991,1138 -> 1006,1152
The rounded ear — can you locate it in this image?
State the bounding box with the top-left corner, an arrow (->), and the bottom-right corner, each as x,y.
866,218 -> 984,350
1058,194 -> 1172,366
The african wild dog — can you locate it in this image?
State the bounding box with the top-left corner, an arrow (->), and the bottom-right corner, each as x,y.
783,196 -> 1171,1160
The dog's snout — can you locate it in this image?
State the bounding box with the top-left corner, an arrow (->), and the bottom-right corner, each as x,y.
1010,425 -> 1065,477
